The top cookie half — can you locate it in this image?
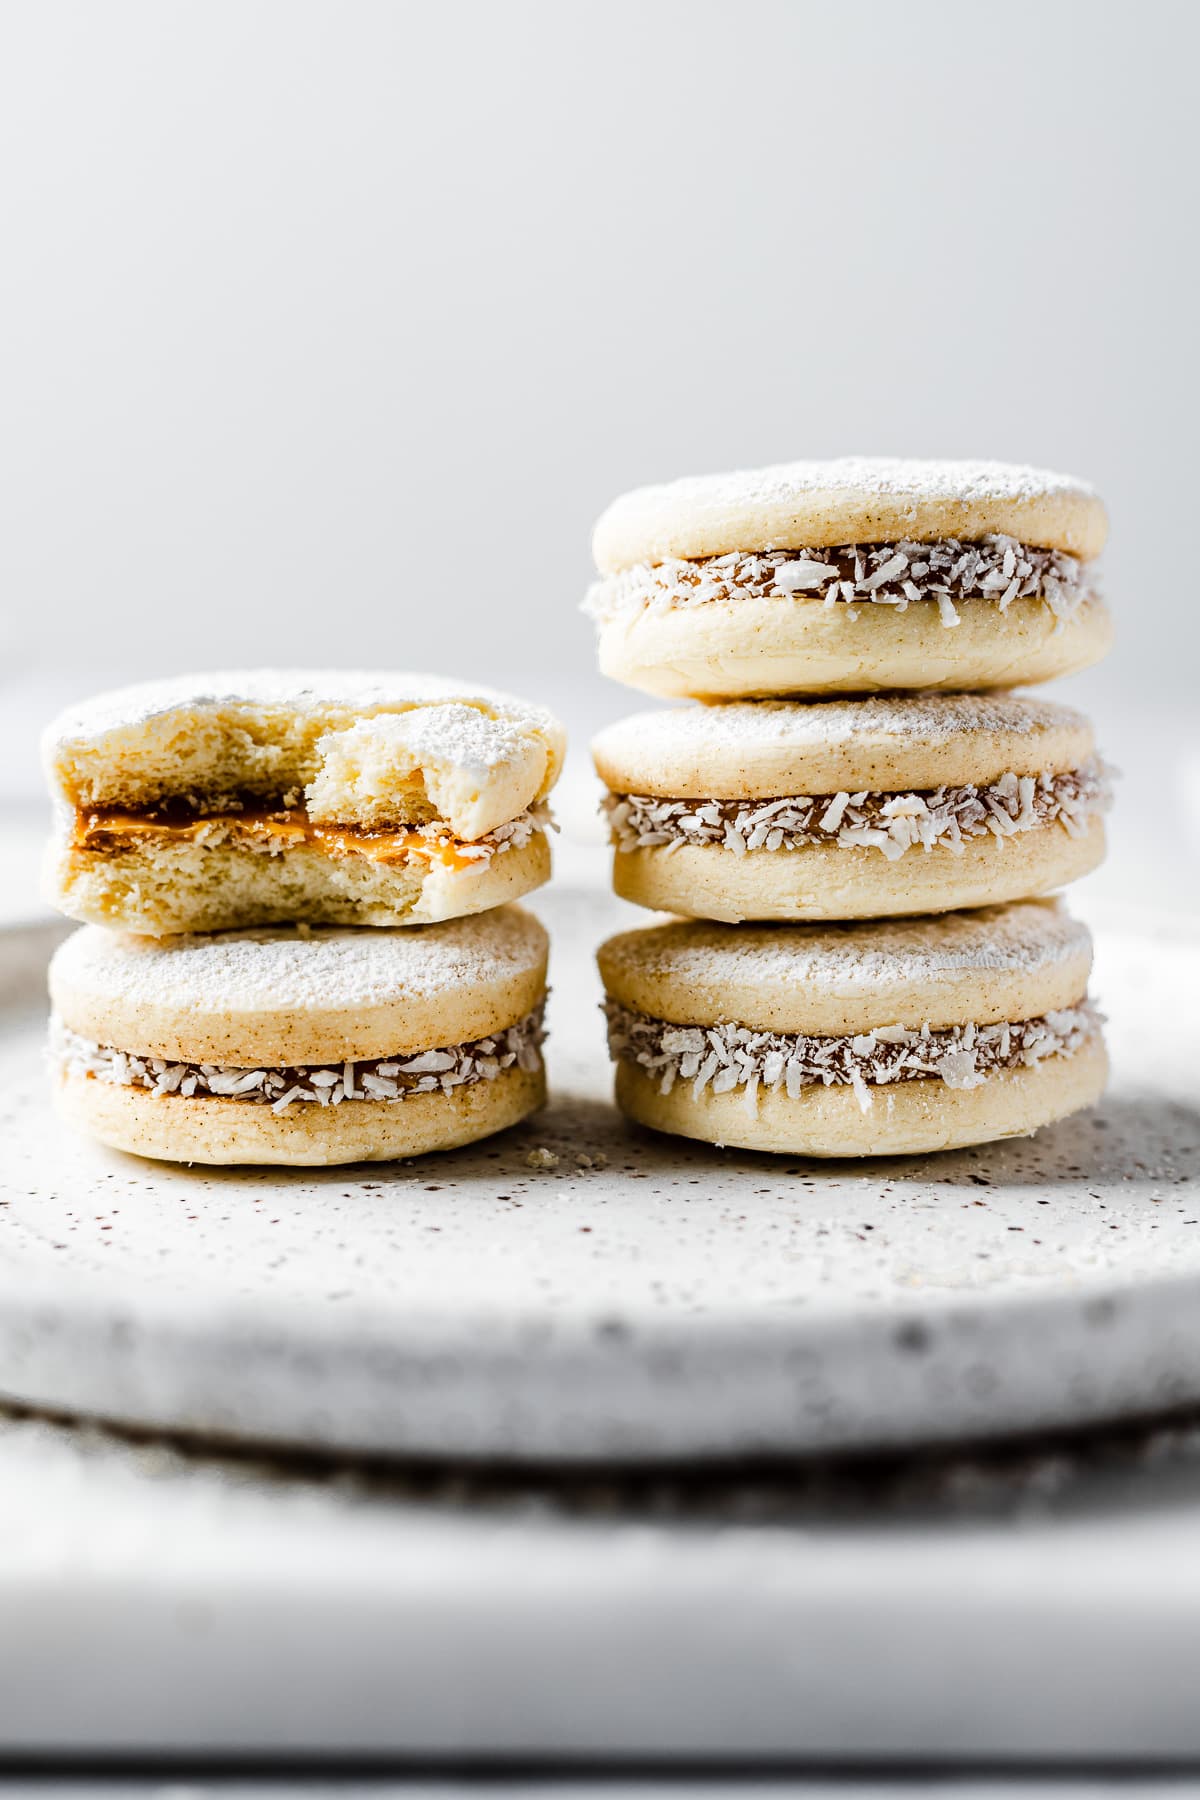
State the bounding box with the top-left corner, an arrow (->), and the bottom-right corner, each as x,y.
586,458 -> 1111,700
44,670 -> 565,936
593,457 -> 1105,568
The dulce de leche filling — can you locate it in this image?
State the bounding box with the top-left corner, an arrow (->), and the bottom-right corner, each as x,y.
72,798 -> 550,873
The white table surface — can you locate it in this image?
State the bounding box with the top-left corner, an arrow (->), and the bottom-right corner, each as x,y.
8,1400 -> 1200,1764
4,757 -> 1200,1767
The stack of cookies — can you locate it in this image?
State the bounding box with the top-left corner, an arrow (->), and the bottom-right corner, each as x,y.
42,672 -> 564,1166
586,458 -> 1114,1157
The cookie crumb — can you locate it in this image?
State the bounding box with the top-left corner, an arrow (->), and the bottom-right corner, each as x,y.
526,1147 -> 559,1170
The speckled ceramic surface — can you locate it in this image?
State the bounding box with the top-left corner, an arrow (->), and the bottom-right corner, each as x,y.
1,890 -> 1197,1462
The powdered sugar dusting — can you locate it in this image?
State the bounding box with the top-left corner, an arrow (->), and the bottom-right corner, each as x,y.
605,998 -> 1101,1109
634,457 -> 1098,511
52,1006 -> 546,1112
339,703 -> 541,773
50,911 -> 547,1016
594,693 -> 1091,763
594,459 -> 1100,564
44,670 -> 563,769
601,903 -> 1091,992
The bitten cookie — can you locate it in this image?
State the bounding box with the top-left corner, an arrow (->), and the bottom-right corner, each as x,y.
585,457 -> 1111,698
594,694 -> 1110,922
49,907 -> 549,1166
44,670 -> 565,935
598,901 -> 1106,1157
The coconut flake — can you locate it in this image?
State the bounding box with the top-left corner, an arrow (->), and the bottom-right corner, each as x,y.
50,1004 -> 546,1111
603,760 -> 1111,861
604,998 -> 1101,1110
772,557 -> 841,591
584,533 -> 1093,632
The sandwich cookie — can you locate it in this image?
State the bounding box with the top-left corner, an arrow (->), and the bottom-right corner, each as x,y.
598,901 -> 1106,1157
49,906 -> 548,1166
594,694 -> 1111,922
585,457 -> 1111,698
45,671 -> 565,935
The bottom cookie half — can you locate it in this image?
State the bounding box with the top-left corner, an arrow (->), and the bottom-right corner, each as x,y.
56,1064 -> 546,1167
598,592 -> 1114,700
613,1036 -> 1108,1158
48,829 -> 551,936
612,821 -> 1105,922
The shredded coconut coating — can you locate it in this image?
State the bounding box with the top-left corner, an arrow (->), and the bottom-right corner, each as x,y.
604,761 -> 1111,862
52,1005 -> 546,1114
369,803 -> 554,863
605,999 -> 1101,1113
585,535 -> 1091,630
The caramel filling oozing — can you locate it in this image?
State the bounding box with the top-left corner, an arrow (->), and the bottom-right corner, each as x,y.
72,803 -> 528,875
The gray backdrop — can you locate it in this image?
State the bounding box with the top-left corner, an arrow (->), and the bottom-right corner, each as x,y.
1,0 -> 1196,906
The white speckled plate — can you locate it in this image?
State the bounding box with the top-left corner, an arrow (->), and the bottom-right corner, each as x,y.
0,891 -> 1197,1463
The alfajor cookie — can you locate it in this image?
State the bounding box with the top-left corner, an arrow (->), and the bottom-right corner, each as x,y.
49,906 -> 549,1166
598,901 -> 1106,1157
44,671 -> 565,935
594,694 -> 1110,922
585,457 -> 1111,699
